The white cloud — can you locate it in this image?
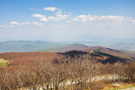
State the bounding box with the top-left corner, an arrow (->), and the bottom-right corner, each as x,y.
43,7 -> 59,12
55,11 -> 62,15
47,11 -> 71,21
32,13 -> 71,22
40,18 -> 48,22
67,15 -> 135,25
10,21 -> 30,26
48,14 -> 69,21
32,14 -> 45,18
1,21 -> 43,28
32,22 -> 43,26
10,21 -> 19,25
32,14 -> 48,21
32,7 -> 71,22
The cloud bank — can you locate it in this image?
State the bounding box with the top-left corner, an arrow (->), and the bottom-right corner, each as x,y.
32,7 -> 71,22
1,7 -> 135,28
67,15 -> 135,25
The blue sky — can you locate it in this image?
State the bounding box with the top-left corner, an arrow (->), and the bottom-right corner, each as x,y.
0,0 -> 135,42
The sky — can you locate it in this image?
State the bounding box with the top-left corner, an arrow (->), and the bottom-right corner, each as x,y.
0,0 -> 135,42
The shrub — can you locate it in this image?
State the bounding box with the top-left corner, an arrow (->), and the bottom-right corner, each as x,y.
125,62 -> 135,82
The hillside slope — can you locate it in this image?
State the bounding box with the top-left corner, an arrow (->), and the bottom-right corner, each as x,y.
42,44 -> 135,60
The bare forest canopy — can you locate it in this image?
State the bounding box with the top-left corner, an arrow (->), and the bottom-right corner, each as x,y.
0,51 -> 135,90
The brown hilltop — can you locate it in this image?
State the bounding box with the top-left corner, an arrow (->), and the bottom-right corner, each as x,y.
47,44 -> 118,52
47,44 -> 135,59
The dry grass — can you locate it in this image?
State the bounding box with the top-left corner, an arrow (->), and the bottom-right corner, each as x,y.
103,83 -> 135,90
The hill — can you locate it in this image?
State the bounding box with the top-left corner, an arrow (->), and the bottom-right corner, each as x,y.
42,44 -> 93,52
58,50 -> 128,64
0,41 -> 63,52
42,44 -> 135,60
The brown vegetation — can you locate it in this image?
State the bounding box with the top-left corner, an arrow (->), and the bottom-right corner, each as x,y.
0,51 -> 135,90
0,52 -> 59,68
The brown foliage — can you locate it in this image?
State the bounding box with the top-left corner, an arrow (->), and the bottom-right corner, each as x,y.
124,62 -> 135,82
0,52 -> 134,90
0,52 -> 59,68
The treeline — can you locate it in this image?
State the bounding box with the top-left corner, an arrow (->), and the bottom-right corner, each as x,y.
0,55 -> 135,90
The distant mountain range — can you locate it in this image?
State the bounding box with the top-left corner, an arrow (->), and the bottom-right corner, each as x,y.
0,41 -> 135,60
0,41 -> 135,62
0,41 -> 63,52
